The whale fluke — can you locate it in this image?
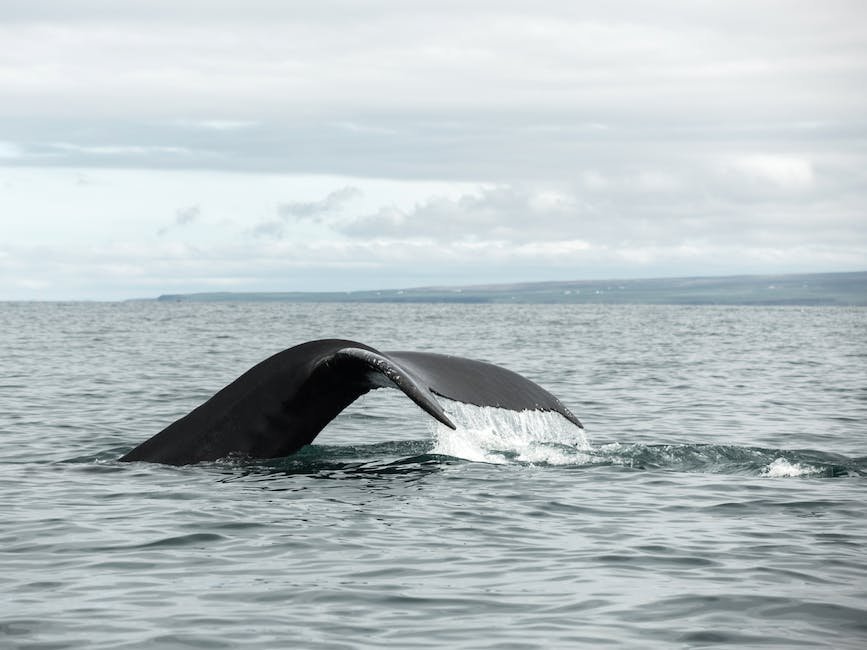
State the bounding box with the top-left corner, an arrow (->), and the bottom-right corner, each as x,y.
120,338 -> 582,466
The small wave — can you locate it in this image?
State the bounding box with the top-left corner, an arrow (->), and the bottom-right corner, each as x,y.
761,457 -> 822,478
429,402 -> 863,477
210,440 -> 448,482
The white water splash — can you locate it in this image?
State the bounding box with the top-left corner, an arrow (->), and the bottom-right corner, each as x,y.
761,457 -> 820,478
430,400 -> 591,465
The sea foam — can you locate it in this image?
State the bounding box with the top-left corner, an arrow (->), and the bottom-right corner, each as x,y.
430,400 -> 591,465
761,457 -> 820,478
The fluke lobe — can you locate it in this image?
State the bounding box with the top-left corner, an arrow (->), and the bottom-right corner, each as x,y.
120,338 -> 582,465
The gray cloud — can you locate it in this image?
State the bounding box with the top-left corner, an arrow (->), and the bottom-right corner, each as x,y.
251,186 -> 363,239
250,219 -> 285,239
278,186 -> 362,220
174,205 -> 200,225
157,204 -> 201,236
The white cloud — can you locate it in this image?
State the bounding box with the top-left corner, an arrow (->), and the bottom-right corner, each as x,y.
0,141 -> 22,158
635,171 -> 683,193
725,154 -> 815,190
49,142 -> 193,156
172,119 -> 257,131
332,122 -> 399,136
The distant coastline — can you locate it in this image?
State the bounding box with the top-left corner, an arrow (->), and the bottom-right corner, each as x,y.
152,271 -> 867,306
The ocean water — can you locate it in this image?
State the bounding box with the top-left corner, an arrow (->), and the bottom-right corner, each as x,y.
2,302 -> 866,649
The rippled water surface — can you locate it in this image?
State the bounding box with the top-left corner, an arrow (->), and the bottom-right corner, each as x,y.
2,302 -> 866,648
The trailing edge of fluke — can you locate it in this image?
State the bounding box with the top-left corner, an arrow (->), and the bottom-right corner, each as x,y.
120,338 -> 582,466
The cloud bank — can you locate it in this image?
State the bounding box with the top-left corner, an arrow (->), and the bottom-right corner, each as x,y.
0,1 -> 865,298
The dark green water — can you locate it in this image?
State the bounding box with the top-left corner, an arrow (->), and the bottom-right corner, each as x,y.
2,303 -> 866,648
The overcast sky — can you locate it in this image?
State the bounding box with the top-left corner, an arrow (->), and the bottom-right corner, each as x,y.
1,0 -> 865,299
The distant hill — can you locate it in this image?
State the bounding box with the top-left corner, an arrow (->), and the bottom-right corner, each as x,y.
155,271 -> 867,306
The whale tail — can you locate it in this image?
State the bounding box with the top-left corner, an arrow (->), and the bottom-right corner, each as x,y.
120,339 -> 581,465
